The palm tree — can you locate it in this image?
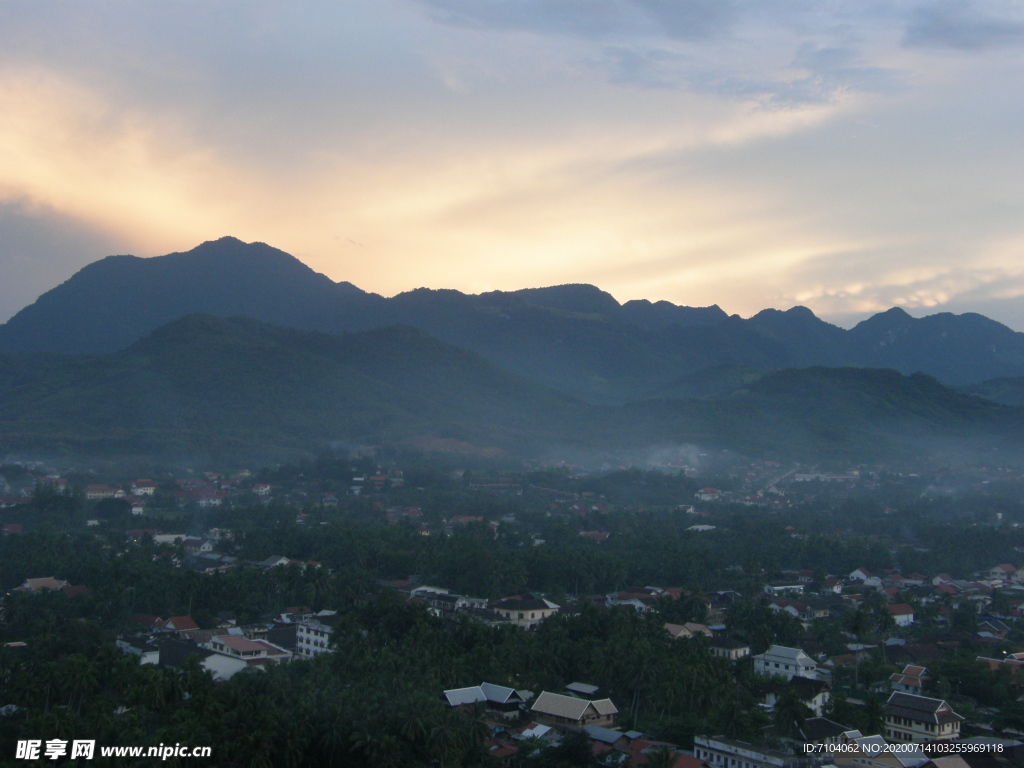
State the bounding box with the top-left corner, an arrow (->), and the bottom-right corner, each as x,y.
773,686 -> 812,739
862,696 -> 886,735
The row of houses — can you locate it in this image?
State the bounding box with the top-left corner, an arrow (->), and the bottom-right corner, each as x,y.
387,582 -> 564,629
116,606 -> 339,680
443,670 -> 970,768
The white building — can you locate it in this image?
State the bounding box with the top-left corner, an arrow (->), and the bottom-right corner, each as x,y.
295,619 -> 333,659
131,480 -> 157,496
888,603 -> 915,627
848,568 -> 883,588
753,645 -> 818,680
491,598 -> 560,629
206,635 -> 292,665
694,736 -> 807,768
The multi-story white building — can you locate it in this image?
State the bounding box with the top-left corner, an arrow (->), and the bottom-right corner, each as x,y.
295,619 -> 333,658
753,645 -> 818,681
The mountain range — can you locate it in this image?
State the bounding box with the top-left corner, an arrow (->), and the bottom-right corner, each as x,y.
2,236 -> 1024,464
4,237 -> 1024,403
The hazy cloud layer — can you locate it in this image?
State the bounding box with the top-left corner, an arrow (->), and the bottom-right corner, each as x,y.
904,0 -> 1024,50
0,202 -> 126,322
415,0 -> 740,41
0,0 -> 1022,327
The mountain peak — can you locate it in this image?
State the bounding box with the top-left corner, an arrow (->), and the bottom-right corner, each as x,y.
0,237 -> 371,355
851,306 -> 915,335
512,284 -> 621,315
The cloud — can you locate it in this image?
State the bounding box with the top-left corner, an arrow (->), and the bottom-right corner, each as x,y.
904,0 -> 1024,50
413,0 -> 738,42
415,0 -> 906,106
0,200 -> 126,323
0,0 -> 1023,334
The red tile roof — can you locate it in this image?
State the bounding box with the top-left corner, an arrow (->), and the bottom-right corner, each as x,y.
887,603 -> 914,616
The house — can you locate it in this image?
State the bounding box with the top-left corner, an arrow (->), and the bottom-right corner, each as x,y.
883,573 -> 907,589
182,537 -> 213,554
484,739 -> 518,766
608,591 -> 660,612
115,635 -> 160,665
710,638 -> 751,661
195,491 -> 228,508
490,598 -> 560,628
849,568 -> 883,588
444,683 -> 527,712
623,739 -> 699,768
977,655 -> 1024,677
162,616 -> 200,633
152,534 -> 187,546
178,628 -> 221,646
131,480 -> 158,496
206,635 -> 292,665
983,564 -> 1017,582
665,622 -> 713,640
798,718 -> 856,750
887,604 -> 915,627
13,577 -> 68,593
257,555 -> 292,569
884,692 -> 964,743
890,665 -> 928,694
530,691 -> 618,730
764,677 -> 831,717
426,592 -> 489,616
822,578 -> 844,595
511,722 -> 558,744
696,488 -> 722,502
694,736 -> 808,768
85,484 -> 123,500
565,682 -> 599,698
764,582 -> 805,596
978,619 -> 1011,639
768,598 -> 828,624
159,638 -> 248,682
408,585 -> 449,599
583,725 -> 629,748
830,734 -> 929,768
753,645 -> 818,680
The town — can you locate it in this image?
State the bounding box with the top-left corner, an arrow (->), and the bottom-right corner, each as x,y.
4,451 -> 1024,766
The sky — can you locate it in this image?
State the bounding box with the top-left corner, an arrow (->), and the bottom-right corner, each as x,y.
1,1 -> 1024,328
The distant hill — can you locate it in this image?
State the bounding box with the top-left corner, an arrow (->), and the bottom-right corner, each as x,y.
0,315 -> 588,462
1,315 -> 1022,464
4,237 -> 1024,400
647,364 -> 765,400
959,377 -> 1024,407
624,367 -> 1024,464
